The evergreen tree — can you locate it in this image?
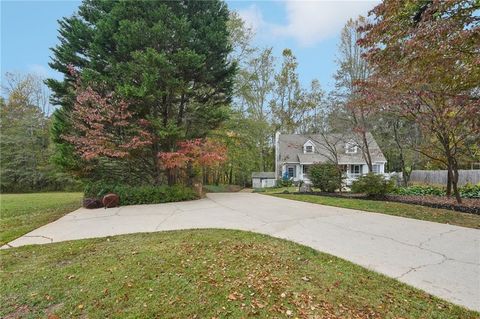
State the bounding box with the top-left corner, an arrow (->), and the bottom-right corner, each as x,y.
47,0 -> 235,184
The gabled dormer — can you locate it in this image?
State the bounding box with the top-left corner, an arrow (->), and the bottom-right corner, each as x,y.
345,140 -> 358,154
303,140 -> 315,154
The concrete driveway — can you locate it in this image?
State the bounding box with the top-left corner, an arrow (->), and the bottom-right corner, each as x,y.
4,193 -> 480,311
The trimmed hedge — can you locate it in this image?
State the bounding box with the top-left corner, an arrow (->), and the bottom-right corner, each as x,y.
351,173 -> 395,197
84,182 -> 198,206
309,163 -> 342,192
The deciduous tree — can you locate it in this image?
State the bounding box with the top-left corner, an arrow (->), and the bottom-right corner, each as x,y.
158,138 -> 227,185
333,17 -> 376,171
63,69 -> 153,161
359,0 -> 480,202
271,49 -> 313,134
0,73 -> 75,191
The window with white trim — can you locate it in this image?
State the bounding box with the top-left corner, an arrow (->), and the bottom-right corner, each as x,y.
372,164 -> 381,174
305,145 -> 313,153
350,164 -> 362,176
302,165 -> 309,174
345,142 -> 357,154
288,167 -> 295,178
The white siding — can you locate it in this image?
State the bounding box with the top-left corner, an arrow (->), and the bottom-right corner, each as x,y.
253,177 -> 276,188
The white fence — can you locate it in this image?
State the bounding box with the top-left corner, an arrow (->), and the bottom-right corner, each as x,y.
409,170 -> 480,186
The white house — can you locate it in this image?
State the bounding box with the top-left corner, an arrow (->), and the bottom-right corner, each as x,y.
275,132 -> 387,185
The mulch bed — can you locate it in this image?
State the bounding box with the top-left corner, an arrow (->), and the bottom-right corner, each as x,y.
285,191 -> 480,215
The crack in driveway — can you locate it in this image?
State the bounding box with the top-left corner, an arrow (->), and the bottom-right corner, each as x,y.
23,235 -> 54,243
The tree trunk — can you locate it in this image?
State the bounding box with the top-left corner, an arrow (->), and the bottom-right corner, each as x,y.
186,162 -> 194,187
446,167 -> 452,196
451,161 -> 462,204
152,145 -> 162,185
361,132 -> 373,172
167,168 -> 175,186
392,120 -> 409,186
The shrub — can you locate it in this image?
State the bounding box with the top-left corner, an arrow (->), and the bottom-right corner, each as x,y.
277,178 -> 293,187
392,184 -> 446,197
459,183 -> 480,199
351,173 -> 395,197
391,183 -> 479,199
84,181 -> 198,206
309,163 -> 342,193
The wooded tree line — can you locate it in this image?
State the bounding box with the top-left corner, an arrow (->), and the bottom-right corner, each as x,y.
0,73 -> 79,192
1,0 -> 478,201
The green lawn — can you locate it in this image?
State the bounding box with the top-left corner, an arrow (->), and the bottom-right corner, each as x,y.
264,189 -> 480,229
1,229 -> 477,318
204,184 -> 242,193
0,192 -> 83,246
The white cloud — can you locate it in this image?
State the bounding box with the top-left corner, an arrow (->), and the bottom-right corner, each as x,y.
237,4 -> 265,33
265,0 -> 378,47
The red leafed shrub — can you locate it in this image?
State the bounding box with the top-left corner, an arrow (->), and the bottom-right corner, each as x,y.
158,138 -> 227,170
62,66 -> 152,160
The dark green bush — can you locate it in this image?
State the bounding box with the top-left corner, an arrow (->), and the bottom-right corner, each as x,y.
277,178 -> 293,187
391,184 -> 445,196
309,163 -> 342,193
84,181 -> 198,206
351,173 -> 395,197
459,183 -> 480,199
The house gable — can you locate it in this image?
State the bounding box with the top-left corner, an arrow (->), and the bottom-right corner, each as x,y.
345,140 -> 358,154
277,132 -> 387,166
303,140 -> 315,154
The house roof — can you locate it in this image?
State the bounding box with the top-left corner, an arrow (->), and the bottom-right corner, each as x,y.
278,133 -> 386,165
251,172 -> 276,179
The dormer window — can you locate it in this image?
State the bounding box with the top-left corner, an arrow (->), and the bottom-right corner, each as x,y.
345,141 -> 358,154
303,140 -> 315,154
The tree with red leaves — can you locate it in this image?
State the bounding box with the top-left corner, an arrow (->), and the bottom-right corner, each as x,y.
63,68 -> 152,162
358,0 -> 479,203
158,138 -> 227,185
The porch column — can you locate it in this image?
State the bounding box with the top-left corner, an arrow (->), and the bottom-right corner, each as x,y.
363,164 -> 369,175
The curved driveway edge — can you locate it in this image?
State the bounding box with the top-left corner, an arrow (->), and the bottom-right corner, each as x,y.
3,193 -> 480,311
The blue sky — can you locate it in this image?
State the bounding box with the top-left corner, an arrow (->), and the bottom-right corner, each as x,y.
1,0 -> 378,93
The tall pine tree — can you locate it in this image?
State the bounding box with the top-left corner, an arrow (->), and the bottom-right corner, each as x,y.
47,0 -> 235,184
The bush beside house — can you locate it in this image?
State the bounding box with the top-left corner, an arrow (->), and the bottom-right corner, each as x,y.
351,173 -> 395,197
309,164 -> 343,192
